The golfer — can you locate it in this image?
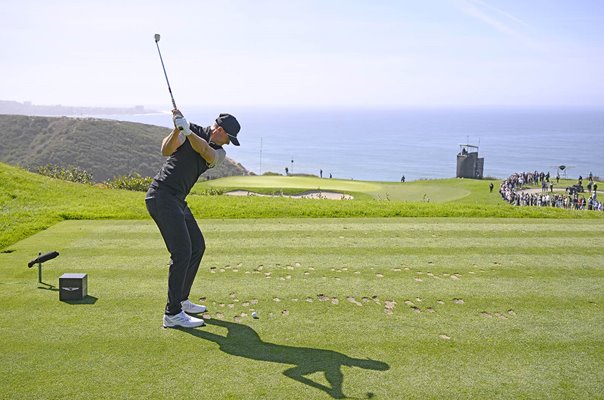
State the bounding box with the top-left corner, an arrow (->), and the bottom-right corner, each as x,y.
146,110 -> 241,328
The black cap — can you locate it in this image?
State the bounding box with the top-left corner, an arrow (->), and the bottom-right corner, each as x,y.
216,113 -> 241,146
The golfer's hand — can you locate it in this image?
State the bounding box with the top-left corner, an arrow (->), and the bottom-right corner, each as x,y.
172,110 -> 191,136
172,109 -> 184,119
174,117 -> 191,136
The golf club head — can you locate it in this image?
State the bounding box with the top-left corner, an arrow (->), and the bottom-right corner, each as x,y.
154,33 -> 160,42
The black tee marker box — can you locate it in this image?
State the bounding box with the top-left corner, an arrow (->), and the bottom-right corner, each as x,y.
59,273 -> 88,301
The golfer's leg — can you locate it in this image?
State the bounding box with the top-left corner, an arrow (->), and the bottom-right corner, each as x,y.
146,195 -> 192,315
182,206 -> 205,301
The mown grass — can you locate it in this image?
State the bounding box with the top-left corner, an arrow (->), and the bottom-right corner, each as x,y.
195,175 -> 485,202
1,163 -> 602,250
1,218 -> 602,399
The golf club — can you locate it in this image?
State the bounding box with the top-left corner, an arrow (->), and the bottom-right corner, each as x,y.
154,33 -> 178,112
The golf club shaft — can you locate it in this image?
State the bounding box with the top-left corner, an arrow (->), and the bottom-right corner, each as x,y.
154,40 -> 177,110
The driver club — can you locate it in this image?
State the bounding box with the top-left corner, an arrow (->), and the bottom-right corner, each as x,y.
153,33 -> 178,112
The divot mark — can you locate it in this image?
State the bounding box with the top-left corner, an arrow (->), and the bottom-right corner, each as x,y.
281,310 -> 289,316
437,300 -> 445,305
242,302 -> 250,307
426,307 -> 435,313
415,278 -> 423,282
305,297 -> 314,303
318,294 -> 329,302
331,297 -> 339,305
202,313 -> 211,320
404,300 -> 415,306
362,297 -> 370,303
199,297 -> 206,302
376,273 -> 384,278
251,299 -> 258,305
273,297 -> 281,302
347,297 -> 363,306
216,312 -> 224,319
234,316 -> 241,322
411,306 -> 421,313
453,298 -> 464,304
439,334 -> 451,340
507,309 -> 516,315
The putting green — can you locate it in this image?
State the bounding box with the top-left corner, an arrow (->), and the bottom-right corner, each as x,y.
1,218 -> 602,399
195,175 -> 479,202
202,175 -> 381,192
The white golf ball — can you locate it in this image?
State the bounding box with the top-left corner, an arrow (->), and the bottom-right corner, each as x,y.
252,311 -> 258,319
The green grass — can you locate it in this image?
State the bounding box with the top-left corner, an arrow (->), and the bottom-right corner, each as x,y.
1,218 -> 603,399
195,175 -> 482,202
2,163 -> 602,250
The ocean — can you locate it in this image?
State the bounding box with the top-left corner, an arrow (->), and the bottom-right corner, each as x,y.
101,107 -> 604,182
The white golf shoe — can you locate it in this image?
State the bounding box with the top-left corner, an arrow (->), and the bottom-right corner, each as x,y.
181,299 -> 207,314
163,311 -> 205,328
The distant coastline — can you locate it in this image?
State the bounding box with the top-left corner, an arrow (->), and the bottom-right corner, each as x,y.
0,100 -> 157,116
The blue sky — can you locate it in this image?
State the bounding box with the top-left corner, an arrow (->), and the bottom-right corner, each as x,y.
1,0 -> 603,108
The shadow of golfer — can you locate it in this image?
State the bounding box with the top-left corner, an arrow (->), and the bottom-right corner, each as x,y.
180,318 -> 389,399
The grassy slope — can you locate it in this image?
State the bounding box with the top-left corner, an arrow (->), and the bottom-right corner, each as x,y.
2,163 -> 602,250
0,114 -> 247,181
1,218 -> 602,399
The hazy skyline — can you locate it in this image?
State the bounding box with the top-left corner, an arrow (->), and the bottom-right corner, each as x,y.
2,0 -> 603,109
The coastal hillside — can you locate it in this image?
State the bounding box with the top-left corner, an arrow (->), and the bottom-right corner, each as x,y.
0,114 -> 249,181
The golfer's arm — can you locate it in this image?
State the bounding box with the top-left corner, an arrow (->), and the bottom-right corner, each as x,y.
186,134 -> 216,164
161,128 -> 185,156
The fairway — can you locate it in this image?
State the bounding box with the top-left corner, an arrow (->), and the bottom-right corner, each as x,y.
193,175 -> 483,202
1,218 -> 603,399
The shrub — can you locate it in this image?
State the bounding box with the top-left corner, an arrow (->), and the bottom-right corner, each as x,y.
105,173 -> 152,192
35,164 -> 94,184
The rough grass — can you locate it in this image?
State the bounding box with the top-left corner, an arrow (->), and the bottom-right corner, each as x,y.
1,218 -> 602,399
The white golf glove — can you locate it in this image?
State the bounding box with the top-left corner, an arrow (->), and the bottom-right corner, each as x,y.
174,116 -> 192,136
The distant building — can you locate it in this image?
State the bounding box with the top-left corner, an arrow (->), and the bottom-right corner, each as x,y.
456,144 -> 484,179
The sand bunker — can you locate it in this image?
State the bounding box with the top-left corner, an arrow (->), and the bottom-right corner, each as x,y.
225,190 -> 353,200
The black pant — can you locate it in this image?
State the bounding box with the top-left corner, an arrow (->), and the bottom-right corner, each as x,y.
146,190 -> 205,315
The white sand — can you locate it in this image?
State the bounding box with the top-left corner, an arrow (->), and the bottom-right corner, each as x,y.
225,190 -> 353,200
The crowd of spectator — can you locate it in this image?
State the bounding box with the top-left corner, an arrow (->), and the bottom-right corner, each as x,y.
499,171 -> 602,211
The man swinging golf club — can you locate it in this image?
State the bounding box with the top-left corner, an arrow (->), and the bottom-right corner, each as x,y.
146,110 -> 241,328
